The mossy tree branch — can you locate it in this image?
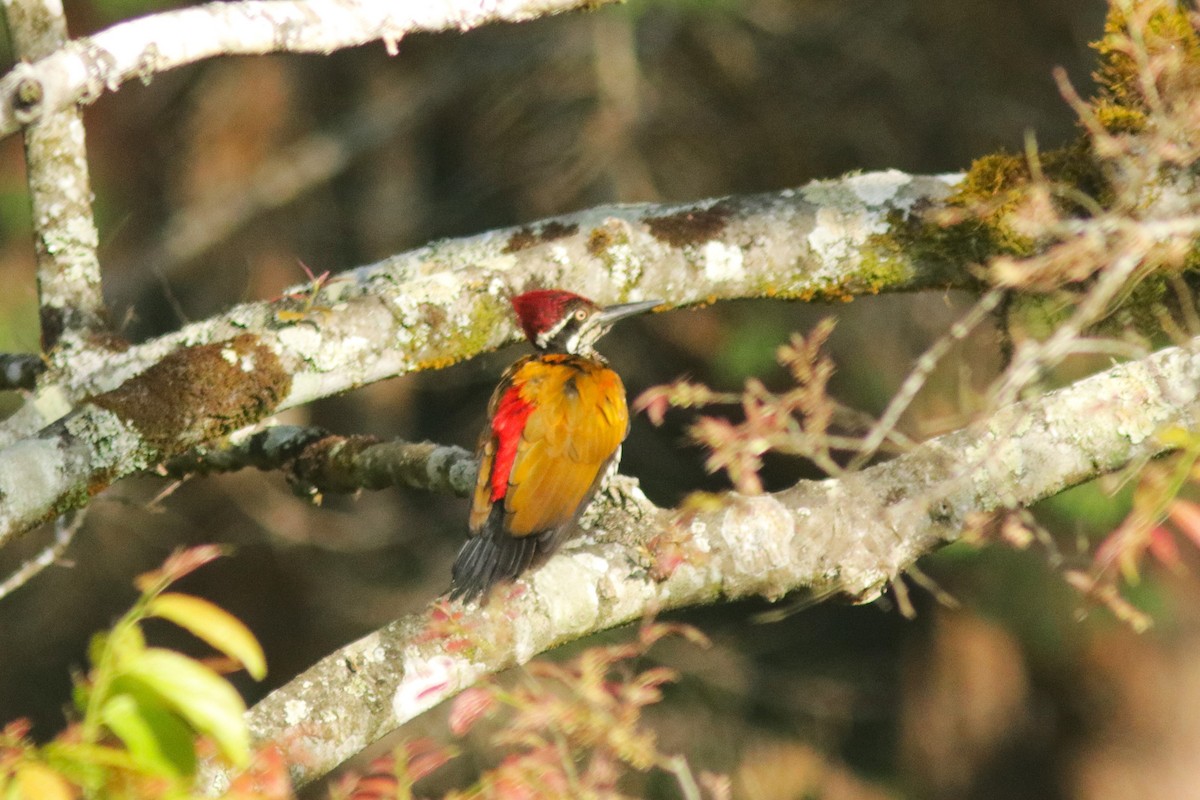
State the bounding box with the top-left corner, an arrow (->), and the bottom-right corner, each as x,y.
2,171 -> 967,440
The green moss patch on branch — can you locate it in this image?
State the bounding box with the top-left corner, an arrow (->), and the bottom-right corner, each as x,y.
1093,3 -> 1200,131
884,138 -> 1109,282
881,1 -> 1200,311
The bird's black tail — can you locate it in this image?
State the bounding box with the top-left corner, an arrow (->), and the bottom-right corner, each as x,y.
449,506 -> 545,602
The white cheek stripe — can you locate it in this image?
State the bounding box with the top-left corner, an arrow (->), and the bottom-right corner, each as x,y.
538,316 -> 571,348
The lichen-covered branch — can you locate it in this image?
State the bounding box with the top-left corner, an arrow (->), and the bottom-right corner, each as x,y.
0,173 -> 965,546
0,336 -> 290,547
0,172 -> 965,447
165,425 -> 475,498
2,0 -> 106,348
0,0 -> 621,140
242,338 -> 1200,789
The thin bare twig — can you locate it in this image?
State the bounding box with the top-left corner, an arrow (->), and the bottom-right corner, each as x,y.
850,288 -> 1004,470
991,249 -> 1144,408
663,755 -> 704,800
0,509 -> 84,601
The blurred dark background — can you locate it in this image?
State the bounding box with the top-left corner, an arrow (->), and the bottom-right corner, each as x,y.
6,1 -> 1199,798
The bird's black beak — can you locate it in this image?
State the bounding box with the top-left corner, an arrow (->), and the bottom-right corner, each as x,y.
596,298 -> 663,326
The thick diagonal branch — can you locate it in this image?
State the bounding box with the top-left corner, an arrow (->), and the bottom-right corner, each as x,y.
1,172 -> 964,442
241,339 -> 1200,789
0,174 -> 964,547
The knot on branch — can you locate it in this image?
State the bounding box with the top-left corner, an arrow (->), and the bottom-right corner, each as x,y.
10,69 -> 43,124
0,354 -> 46,391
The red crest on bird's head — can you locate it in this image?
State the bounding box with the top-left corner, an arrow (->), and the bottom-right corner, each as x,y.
511,290 -> 597,342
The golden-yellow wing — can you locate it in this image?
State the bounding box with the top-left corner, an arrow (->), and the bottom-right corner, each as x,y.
469,354 -> 627,537
455,354 -> 628,600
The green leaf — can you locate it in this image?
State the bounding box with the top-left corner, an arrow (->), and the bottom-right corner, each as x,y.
80,622 -> 145,716
42,740 -> 141,773
104,623 -> 147,668
72,680 -> 91,718
86,632 -> 109,672
100,692 -> 197,778
147,593 -> 267,681
120,648 -> 250,766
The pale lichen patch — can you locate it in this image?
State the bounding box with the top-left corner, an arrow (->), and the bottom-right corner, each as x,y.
283,699 -> 310,726
531,553 -> 606,633
844,169 -> 912,207
720,495 -> 796,598
702,240 -> 745,282
603,570 -> 659,622
512,617 -> 538,665
32,385 -> 72,426
64,405 -> 149,471
807,206 -> 889,275
1113,403 -> 1161,445
0,436 -> 63,520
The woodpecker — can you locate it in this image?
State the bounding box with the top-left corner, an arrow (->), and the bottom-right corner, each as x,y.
450,289 -> 661,601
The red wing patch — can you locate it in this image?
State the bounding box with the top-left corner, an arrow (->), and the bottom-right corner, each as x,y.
489,385 -> 535,502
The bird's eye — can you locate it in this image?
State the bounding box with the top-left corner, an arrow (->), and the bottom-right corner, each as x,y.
574,309 -> 587,321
